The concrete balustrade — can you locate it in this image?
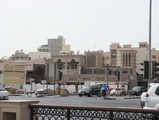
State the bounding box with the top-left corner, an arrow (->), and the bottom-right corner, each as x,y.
0,100 -> 39,120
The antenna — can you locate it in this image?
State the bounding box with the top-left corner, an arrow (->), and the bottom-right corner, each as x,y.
154,43 -> 159,49
76,51 -> 79,54
93,44 -> 96,51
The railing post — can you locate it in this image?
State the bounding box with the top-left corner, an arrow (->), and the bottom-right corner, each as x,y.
67,109 -> 70,120
30,107 -> 33,120
109,111 -> 113,120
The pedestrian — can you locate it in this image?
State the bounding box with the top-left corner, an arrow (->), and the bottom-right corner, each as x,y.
100,86 -> 106,98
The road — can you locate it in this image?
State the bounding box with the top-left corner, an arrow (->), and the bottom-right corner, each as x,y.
8,94 -> 142,109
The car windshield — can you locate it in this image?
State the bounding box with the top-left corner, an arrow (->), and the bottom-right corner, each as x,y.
132,87 -> 141,91
0,85 -> 5,91
82,85 -> 92,90
115,88 -> 121,91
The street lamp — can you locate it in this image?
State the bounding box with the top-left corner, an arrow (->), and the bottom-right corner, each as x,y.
148,0 -> 152,89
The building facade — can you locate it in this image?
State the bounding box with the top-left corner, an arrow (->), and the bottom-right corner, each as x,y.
0,37 -> 159,91
44,41 -> 159,90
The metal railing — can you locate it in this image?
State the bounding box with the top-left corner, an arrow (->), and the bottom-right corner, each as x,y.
29,104 -> 159,120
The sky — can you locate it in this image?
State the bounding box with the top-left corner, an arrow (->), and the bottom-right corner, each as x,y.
0,0 -> 159,58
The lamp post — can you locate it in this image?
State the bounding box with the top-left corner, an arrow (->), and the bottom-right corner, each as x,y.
29,79 -> 34,95
106,68 -> 109,86
148,0 -> 152,89
41,80 -> 46,96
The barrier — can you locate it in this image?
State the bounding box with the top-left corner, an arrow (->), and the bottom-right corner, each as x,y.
29,104 -> 159,120
1,100 -> 159,120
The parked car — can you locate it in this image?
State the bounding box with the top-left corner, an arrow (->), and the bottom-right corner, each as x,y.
130,86 -> 146,96
142,83 -> 159,110
0,85 -> 10,100
78,85 -> 101,97
110,88 -> 127,96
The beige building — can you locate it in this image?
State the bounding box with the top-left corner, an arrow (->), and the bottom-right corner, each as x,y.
0,59 -> 45,88
38,36 -> 72,56
109,42 -> 122,66
29,52 -> 51,60
0,37 -> 159,90
103,51 -> 110,66
12,50 -> 29,60
3,65 -> 25,85
109,42 -> 149,87
151,48 -> 159,62
85,50 -> 104,68
45,52 -> 130,90
45,41 -> 159,90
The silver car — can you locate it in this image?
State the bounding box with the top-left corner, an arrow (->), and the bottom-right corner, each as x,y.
0,85 -> 10,100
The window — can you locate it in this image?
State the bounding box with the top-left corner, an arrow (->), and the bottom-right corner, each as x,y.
106,57 -> 109,60
111,50 -> 116,58
123,70 -> 128,74
155,87 -> 159,96
152,55 -> 156,59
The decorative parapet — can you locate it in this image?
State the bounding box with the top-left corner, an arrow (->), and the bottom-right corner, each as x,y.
0,100 -> 39,120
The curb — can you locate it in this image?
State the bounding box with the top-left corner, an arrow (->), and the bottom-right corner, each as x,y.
124,96 -> 140,99
104,97 -> 116,100
97,97 -> 116,100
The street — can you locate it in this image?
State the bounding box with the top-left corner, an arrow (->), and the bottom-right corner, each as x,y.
8,94 -> 141,109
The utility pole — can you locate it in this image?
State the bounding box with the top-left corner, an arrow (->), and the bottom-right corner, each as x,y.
106,68 -> 109,86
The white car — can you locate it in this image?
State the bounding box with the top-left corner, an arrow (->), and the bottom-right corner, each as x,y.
110,88 -> 127,96
142,83 -> 159,110
0,85 -> 10,100
140,92 -> 147,108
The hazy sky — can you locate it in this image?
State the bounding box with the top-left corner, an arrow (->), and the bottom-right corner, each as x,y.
0,0 -> 159,58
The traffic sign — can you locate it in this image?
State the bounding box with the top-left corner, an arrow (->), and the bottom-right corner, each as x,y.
104,85 -> 109,91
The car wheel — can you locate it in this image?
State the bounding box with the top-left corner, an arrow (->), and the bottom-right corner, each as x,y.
97,93 -> 101,97
140,101 -> 145,108
5,98 -> 9,100
88,93 -> 92,97
119,93 -> 122,96
139,92 -> 142,96
79,94 -> 82,97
